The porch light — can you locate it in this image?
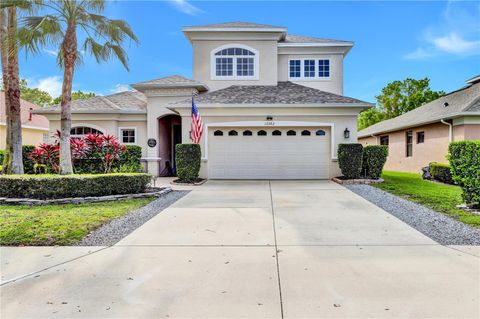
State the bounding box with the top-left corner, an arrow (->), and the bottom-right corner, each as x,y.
344,128 -> 350,139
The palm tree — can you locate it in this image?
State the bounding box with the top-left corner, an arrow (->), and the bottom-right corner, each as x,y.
1,6 -> 24,174
19,0 -> 138,174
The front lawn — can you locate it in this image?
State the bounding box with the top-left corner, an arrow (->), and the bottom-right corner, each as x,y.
374,171 -> 480,227
0,198 -> 154,246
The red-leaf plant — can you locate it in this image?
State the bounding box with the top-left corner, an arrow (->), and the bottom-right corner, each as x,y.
30,133 -> 126,174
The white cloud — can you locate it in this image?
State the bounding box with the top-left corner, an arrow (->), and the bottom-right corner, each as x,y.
404,1 -> 480,60
30,76 -> 63,97
404,48 -> 433,60
110,84 -> 131,93
169,0 -> 203,16
430,32 -> 480,54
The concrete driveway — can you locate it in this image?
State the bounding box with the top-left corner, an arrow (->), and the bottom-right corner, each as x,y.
1,180 -> 479,318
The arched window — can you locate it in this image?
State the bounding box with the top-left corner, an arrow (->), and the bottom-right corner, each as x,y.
272,130 -> 282,136
228,130 -> 238,136
214,130 -> 223,136
212,45 -> 257,79
287,130 -> 296,136
301,130 -> 311,136
316,129 -> 326,136
243,130 -> 252,136
70,126 -> 103,138
257,130 -> 267,136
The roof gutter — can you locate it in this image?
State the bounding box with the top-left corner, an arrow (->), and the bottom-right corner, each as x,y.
440,119 -> 453,142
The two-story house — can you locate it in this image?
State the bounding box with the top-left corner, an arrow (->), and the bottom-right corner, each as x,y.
35,22 -> 373,179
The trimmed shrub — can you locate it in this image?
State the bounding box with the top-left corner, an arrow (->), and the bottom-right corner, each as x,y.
0,173 -> 152,199
448,141 -> 480,208
429,162 -> 454,184
22,145 -> 36,174
362,145 -> 388,179
337,143 -> 363,179
175,144 -> 201,182
118,145 -> 144,172
0,150 -> 5,165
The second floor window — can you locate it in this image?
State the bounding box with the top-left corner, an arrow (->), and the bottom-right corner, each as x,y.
213,46 -> 257,79
289,59 -> 331,79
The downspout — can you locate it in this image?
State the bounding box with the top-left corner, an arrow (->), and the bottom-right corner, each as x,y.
440,119 -> 453,142
370,134 -> 378,144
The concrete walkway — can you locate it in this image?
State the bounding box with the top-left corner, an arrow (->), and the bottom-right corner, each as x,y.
1,180 -> 479,318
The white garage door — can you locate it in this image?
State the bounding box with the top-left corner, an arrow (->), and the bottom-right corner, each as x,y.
208,127 -> 330,179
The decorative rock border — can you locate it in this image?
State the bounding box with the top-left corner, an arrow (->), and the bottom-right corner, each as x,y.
170,178 -> 207,186
332,177 -> 384,185
0,187 -> 172,206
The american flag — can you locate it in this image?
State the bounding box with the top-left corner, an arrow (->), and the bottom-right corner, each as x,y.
191,96 -> 203,144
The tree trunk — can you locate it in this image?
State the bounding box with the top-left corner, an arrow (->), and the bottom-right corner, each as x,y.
4,7 -> 23,174
58,23 -> 77,174
0,9 -> 11,171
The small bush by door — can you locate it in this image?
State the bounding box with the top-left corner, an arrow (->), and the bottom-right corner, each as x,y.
429,162 -> 454,184
175,144 -> 201,182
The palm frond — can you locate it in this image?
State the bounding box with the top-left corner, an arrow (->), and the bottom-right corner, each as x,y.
56,47 -> 83,68
18,15 -> 63,54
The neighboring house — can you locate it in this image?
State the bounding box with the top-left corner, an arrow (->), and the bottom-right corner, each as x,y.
358,76 -> 480,173
35,22 -> 373,179
0,92 -> 50,150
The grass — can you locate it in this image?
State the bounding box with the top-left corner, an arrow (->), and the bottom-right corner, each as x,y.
0,198 -> 155,246
374,171 -> 480,227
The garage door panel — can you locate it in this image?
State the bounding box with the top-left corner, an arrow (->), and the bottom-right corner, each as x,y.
208,127 -> 330,179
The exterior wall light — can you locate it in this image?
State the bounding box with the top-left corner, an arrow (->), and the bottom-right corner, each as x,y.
344,128 -> 350,139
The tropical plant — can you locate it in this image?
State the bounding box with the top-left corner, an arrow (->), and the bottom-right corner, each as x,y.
18,0 -> 139,174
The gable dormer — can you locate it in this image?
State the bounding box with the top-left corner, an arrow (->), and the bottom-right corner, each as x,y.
183,22 -> 285,91
183,22 -> 353,95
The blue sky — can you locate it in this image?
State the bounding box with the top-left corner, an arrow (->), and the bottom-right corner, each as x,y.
20,0 -> 480,103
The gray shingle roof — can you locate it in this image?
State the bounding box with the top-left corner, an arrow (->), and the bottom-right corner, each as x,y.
184,21 -> 285,29
131,75 -> 208,91
358,82 -> 480,137
174,82 -> 371,105
34,91 -> 147,114
281,34 -> 352,45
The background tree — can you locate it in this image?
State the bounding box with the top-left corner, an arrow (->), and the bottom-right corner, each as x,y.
1,79 -> 53,105
20,0 -> 138,174
1,6 -> 23,174
51,90 -> 95,105
358,77 -> 445,130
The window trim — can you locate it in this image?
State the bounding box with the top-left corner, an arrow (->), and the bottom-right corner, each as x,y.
288,58 -> 331,81
118,127 -> 137,145
70,124 -> 105,139
380,135 -> 389,146
406,131 -> 413,157
416,131 -> 425,144
210,44 -> 259,81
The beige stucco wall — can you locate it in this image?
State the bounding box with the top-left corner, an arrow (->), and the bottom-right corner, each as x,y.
192,39 -> 278,91
277,50 -> 344,95
359,121 -> 480,173
45,115 -> 148,155
0,125 -> 47,150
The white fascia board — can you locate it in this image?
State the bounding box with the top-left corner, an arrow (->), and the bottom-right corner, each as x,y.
278,42 -> 353,47
182,27 -> 287,33
169,102 -> 374,109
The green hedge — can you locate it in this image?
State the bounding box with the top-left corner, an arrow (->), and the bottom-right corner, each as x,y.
338,143 -> 363,179
0,145 -> 35,174
429,162 -> 454,185
175,144 -> 201,182
73,145 -> 143,174
0,173 -> 152,199
448,141 -> 480,208
362,145 -> 388,179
